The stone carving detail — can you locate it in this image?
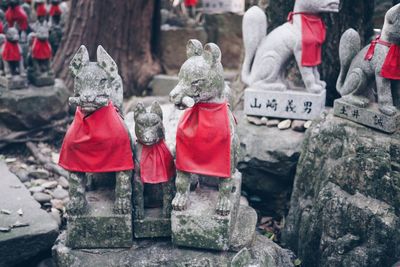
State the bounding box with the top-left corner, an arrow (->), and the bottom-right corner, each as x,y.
334,4 -> 400,133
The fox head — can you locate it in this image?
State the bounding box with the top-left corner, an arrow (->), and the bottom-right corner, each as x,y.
382,4 -> 400,45
35,24 -> 49,41
69,45 -> 123,115
169,39 -> 225,110
294,0 -> 340,13
6,27 -> 19,43
134,101 -> 164,146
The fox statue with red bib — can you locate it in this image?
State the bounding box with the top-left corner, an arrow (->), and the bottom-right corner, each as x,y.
169,39 -> 240,216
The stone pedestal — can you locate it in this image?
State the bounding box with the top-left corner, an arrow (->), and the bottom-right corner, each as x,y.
171,171 -> 256,251
66,189 -> 132,249
133,208 -> 171,238
333,98 -> 400,133
244,87 -> 326,120
0,75 -> 28,90
28,71 -> 55,87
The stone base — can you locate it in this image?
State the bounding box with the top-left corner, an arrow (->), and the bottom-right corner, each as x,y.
0,74 -> 28,89
244,87 -> 326,120
53,232 -> 295,267
333,98 -> 400,133
133,208 -> 171,238
66,189 -> 132,249
28,71 -> 55,87
148,74 -> 178,96
172,171 -> 256,251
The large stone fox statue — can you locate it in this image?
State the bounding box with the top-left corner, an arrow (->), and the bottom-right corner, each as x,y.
241,0 -> 339,93
336,4 -> 400,116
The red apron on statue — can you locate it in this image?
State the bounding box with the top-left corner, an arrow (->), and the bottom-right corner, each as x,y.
36,3 -> 47,17
32,38 -> 52,60
140,140 -> 175,184
0,21 -> 4,34
176,102 -> 231,178
2,41 -> 21,61
184,0 -> 197,7
365,36 -> 400,80
58,102 -> 134,173
6,6 -> 28,31
288,12 -> 326,67
49,4 -> 62,16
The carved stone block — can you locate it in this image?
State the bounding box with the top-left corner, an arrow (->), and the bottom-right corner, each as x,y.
133,208 -> 171,238
0,75 -> 28,90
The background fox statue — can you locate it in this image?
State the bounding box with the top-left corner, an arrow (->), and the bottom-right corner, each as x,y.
241,0 -> 340,93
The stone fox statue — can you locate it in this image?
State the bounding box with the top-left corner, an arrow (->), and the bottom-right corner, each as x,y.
58,45 -> 133,215
169,39 -> 240,216
241,0 -> 339,93
336,4 -> 400,116
133,101 -> 175,220
0,27 -> 26,78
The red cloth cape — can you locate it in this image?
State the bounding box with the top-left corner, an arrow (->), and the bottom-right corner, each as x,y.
176,102 -> 231,178
36,3 -> 47,17
288,12 -> 326,67
2,41 -> 21,61
184,0 -> 197,7
49,4 -> 62,16
139,139 -> 175,184
365,36 -> 400,80
6,6 -> 28,31
32,38 -> 52,59
59,102 -> 134,173
0,21 -> 4,34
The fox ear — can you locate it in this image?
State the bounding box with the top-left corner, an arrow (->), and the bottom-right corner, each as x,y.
97,45 -> 119,80
203,43 -> 221,66
187,39 -> 203,58
150,101 -> 163,120
70,45 -> 89,78
134,102 -> 146,121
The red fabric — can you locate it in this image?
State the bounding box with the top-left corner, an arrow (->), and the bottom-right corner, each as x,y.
32,38 -> 52,59
184,0 -> 197,7
176,102 -> 231,178
6,6 -> 28,31
2,41 -> 21,61
140,139 -> 175,184
288,12 -> 326,67
364,35 -> 400,80
59,102 -> 134,173
49,4 -> 62,16
36,3 -> 47,17
0,21 -> 4,34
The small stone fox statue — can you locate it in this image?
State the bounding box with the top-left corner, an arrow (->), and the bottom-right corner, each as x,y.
133,101 -> 175,220
169,39 -> 240,216
59,45 -> 133,216
336,4 -> 400,116
0,27 -> 26,78
241,0 -> 339,93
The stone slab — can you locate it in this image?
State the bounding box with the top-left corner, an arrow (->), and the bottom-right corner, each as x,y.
244,87 -> 326,120
28,71 -> 56,87
0,161 -> 59,267
148,74 -> 178,96
333,98 -> 400,133
66,189 -> 132,249
133,208 -> 171,238
230,205 -> 257,252
171,171 -> 242,251
53,233 -> 295,267
202,0 -> 245,14
0,75 -> 28,90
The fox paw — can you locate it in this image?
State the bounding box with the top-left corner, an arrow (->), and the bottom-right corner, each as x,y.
172,193 -> 188,211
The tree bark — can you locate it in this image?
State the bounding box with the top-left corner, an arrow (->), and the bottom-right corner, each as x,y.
53,0 -> 161,97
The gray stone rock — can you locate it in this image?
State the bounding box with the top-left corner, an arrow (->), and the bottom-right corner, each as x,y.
0,161 -> 58,267
57,176 -> 69,189
52,232 -> 295,267
29,186 -> 45,194
282,111 -> 400,267
43,181 -> 58,189
29,169 -> 50,179
52,186 -> 69,200
235,110 -> 305,216
0,79 -> 69,131
148,74 -> 179,96
291,120 -> 306,132
33,192 -> 52,204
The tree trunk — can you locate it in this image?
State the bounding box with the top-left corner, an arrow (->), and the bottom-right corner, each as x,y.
53,0 -> 161,97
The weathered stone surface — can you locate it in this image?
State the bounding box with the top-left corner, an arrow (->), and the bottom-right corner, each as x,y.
282,111 -> 400,267
244,87 -> 326,120
0,161 -> 58,267
53,232 -> 295,267
0,79 -> 69,131
133,208 -> 171,238
148,74 -> 179,96
235,110 -> 305,216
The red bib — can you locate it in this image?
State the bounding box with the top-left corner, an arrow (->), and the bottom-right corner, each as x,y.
0,21 -> 4,34
365,36 -> 400,80
49,4 -> 62,16
32,38 -> 52,60
6,6 -> 28,31
2,41 -> 21,61
36,3 -> 47,17
184,0 -> 197,7
288,12 -> 326,67
139,140 -> 175,184
59,102 -> 134,173
176,102 -> 231,178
